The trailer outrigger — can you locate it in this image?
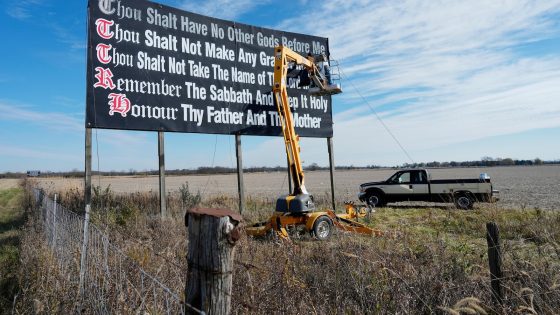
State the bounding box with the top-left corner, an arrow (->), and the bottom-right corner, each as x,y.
246,46 -> 382,240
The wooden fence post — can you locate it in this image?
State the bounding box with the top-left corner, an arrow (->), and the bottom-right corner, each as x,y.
185,208 -> 242,314
158,131 -> 167,218
486,222 -> 503,306
235,134 -> 245,214
85,128 -> 92,207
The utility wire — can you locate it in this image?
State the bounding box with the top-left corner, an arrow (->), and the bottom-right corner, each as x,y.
337,64 -> 416,165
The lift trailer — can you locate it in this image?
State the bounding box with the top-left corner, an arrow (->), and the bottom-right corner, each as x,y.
246,46 -> 382,240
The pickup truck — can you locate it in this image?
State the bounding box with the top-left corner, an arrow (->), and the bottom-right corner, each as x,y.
358,169 -> 499,209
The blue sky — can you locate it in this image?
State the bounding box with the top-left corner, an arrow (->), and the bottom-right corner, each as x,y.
1,0 -> 559,172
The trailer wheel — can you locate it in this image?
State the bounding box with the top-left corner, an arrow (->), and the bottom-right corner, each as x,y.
312,216 -> 333,241
455,194 -> 473,210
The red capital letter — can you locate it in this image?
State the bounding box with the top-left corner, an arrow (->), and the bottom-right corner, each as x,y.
96,18 -> 114,40
108,93 -> 131,117
96,43 -> 112,64
93,67 -> 115,90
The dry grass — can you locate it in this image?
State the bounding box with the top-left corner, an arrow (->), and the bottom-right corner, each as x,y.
18,165 -> 560,210
12,178 -> 560,314
0,179 -> 21,190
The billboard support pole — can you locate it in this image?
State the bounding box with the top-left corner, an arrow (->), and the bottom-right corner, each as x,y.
158,131 -> 167,218
235,134 -> 245,214
85,127 -> 92,207
327,137 -> 336,211
287,158 -> 293,194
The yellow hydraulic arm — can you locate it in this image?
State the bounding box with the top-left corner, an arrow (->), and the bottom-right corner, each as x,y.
272,46 -> 338,196
272,46 -> 313,195
246,47 -> 384,239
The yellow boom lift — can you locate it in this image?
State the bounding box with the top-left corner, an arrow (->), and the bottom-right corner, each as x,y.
246,46 -> 382,240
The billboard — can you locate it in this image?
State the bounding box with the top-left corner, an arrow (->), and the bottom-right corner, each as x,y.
86,0 -> 333,137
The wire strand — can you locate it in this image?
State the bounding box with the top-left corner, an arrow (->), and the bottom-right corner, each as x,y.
337,64 -> 415,165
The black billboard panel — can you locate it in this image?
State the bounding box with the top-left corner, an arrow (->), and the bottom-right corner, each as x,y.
86,0 -> 333,137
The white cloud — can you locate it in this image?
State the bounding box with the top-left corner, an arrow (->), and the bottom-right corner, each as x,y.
0,101 -> 156,171
0,145 -> 75,161
6,0 -> 44,20
248,0 -> 560,166
93,129 -> 152,147
246,57 -> 560,165
49,22 -> 87,50
177,0 -> 269,20
279,0 -> 560,59
0,101 -> 83,131
0,101 -> 147,145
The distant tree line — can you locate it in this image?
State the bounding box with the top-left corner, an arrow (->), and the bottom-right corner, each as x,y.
400,157 -> 554,169
1,158 -> 558,179
0,164 -> 381,178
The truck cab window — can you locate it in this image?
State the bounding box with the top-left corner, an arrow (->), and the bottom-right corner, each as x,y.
412,171 -> 428,184
419,172 -> 427,183
398,172 -> 411,184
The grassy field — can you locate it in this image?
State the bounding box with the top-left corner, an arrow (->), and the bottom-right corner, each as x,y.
0,187 -> 24,313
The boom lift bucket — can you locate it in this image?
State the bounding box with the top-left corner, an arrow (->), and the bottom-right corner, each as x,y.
308,56 -> 342,96
295,54 -> 343,96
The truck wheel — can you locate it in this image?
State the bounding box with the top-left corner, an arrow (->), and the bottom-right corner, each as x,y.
312,216 -> 333,241
455,194 -> 473,210
366,193 -> 385,208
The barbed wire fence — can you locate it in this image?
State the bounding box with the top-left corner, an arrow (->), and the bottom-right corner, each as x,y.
33,188 -> 204,315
